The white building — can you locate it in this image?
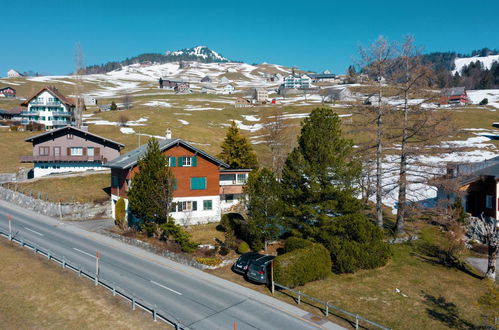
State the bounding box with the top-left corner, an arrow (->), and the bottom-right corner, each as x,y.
283,74 -> 312,89
223,84 -> 235,94
7,69 -> 22,78
253,88 -> 268,103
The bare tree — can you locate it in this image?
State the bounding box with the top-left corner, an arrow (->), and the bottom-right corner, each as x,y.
118,114 -> 129,127
123,92 -> 133,110
262,109 -> 294,177
73,43 -> 85,128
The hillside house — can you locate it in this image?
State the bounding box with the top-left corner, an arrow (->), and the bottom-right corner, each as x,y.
220,76 -> 230,84
21,126 -> 124,178
253,88 -> 268,103
201,86 -> 217,94
283,74 -> 312,89
440,87 -> 470,106
104,134 -> 251,225
0,87 -> 16,98
223,84 -> 235,94
7,69 -> 22,78
20,86 -> 75,130
201,76 -> 213,83
319,87 -> 351,103
84,96 -> 97,106
437,156 -> 499,220
175,83 -> 191,94
162,79 -> 190,90
234,97 -> 252,108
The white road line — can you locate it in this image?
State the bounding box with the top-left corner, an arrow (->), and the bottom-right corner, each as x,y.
24,226 -> 43,236
73,247 -> 95,258
150,280 -> 182,295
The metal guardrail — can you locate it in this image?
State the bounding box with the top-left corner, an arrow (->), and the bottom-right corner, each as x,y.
0,229 -> 187,329
272,282 -> 391,330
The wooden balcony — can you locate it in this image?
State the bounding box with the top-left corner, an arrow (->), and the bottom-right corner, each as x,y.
20,155 -> 105,163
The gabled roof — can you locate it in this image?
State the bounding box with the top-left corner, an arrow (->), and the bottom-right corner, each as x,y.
0,86 -> 16,92
24,126 -> 125,149
451,156 -> 499,185
21,86 -> 76,107
104,138 -> 229,170
443,87 -> 466,97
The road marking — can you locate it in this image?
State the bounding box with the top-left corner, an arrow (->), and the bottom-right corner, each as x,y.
24,226 -> 43,236
73,247 -> 95,258
150,280 -> 182,295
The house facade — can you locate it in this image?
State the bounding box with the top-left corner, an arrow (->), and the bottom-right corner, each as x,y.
0,87 -> 16,97
20,87 -> 75,130
283,74 -> 312,89
437,157 -> 499,220
223,84 -> 235,94
21,126 -> 124,178
440,87 -> 469,106
105,138 -> 251,226
253,88 -> 268,103
7,69 -> 22,78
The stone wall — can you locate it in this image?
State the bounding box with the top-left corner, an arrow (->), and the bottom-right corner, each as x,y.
0,186 -> 111,220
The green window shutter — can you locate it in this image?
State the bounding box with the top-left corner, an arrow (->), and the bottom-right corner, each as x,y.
169,156 -> 176,167
203,200 -> 212,210
193,201 -> 197,211
178,156 -> 183,167
173,179 -> 177,191
190,177 -> 207,190
192,156 -> 197,167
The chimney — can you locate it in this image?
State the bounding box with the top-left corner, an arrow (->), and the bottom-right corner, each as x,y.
166,128 -> 172,139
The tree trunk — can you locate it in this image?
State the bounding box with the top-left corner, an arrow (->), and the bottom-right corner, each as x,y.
485,243 -> 497,280
395,90 -> 409,235
376,80 -> 384,228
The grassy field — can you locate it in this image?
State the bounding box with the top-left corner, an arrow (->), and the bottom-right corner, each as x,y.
207,223 -> 496,330
0,239 -> 166,329
12,173 -> 111,204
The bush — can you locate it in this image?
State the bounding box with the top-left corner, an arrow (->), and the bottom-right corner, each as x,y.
195,257 -> 222,267
284,237 -> 314,253
479,98 -> 489,105
237,241 -> 250,254
274,243 -> 331,288
318,213 -> 391,273
160,219 -> 198,253
115,197 -> 126,229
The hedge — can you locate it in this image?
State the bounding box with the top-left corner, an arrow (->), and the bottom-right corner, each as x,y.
274,243 -> 331,288
237,241 -> 250,254
284,237 -> 314,253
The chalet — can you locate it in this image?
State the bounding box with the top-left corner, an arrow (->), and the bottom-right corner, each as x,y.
201,86 -> 217,94
440,87 -> 470,106
174,83 -> 191,94
253,88 -> 268,103
437,156 -> 499,220
20,86 -> 75,129
162,79 -> 190,90
0,109 -> 14,120
7,69 -> 22,78
309,72 -> 336,82
234,97 -> 252,108
0,87 -> 16,98
223,84 -> 235,95
21,126 -> 124,178
201,76 -> 213,83
104,131 -> 251,225
84,95 -> 97,106
283,74 -> 312,89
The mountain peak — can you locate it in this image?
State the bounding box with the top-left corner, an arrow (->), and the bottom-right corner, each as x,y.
166,46 -> 230,62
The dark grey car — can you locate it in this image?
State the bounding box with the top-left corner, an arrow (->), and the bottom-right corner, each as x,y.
245,255 -> 275,284
232,252 -> 263,275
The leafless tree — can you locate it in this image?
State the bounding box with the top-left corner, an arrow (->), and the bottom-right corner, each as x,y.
123,93 -> 133,110
262,109 -> 294,177
73,43 -> 85,128
118,114 -> 129,127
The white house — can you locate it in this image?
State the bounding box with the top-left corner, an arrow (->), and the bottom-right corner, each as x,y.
223,84 -> 235,94
283,74 -> 312,89
7,69 -> 22,78
253,88 -> 268,103
20,87 -> 75,130
84,95 -> 97,106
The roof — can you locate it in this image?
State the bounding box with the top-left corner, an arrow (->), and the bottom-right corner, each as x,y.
24,126 -> 125,149
9,106 -> 26,115
443,87 -> 466,97
452,156 -> 499,184
104,138 -> 230,170
0,86 -> 16,92
21,87 -> 76,107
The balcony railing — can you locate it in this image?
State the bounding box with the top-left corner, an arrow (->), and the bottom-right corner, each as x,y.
52,120 -> 71,126
20,155 -> 104,163
20,111 -> 42,117
46,101 -> 61,106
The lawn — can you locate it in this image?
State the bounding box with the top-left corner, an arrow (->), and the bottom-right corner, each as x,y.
0,239 -> 166,329
12,172 -> 110,204
207,223 -> 495,330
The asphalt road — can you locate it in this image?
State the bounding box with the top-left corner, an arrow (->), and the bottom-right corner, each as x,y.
0,200 -> 343,330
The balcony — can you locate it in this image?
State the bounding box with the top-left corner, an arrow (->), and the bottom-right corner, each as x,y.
20,155 -> 104,163
51,111 -> 71,117
30,101 -> 45,105
46,101 -> 61,106
52,120 -> 71,126
20,111 -> 42,117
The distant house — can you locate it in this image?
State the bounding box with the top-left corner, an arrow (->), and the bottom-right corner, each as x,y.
253,88 -> 268,103
201,86 -> 217,94
223,84 -> 235,95
175,83 -> 191,94
21,126 -> 125,178
0,109 -> 15,120
234,97 -> 252,108
0,87 -> 16,98
104,134 -> 251,225
440,87 -> 470,106
163,79 -> 190,90
201,76 -> 212,83
20,86 -> 76,130
7,69 -> 22,78
283,74 -> 312,89
319,87 -> 351,102
84,96 -> 97,106
309,73 -> 336,82
220,76 -> 230,84
436,156 -> 499,220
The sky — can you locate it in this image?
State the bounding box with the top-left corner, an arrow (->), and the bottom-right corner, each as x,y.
2,0 -> 499,76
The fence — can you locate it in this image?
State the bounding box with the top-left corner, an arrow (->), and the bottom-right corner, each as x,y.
272,282 -> 391,330
0,228 -> 187,329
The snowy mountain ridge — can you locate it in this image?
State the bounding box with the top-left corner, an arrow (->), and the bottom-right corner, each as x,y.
166,46 -> 230,62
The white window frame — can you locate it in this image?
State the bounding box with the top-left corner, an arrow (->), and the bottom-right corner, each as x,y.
183,156 -> 192,167
87,147 -> 94,157
70,147 -> 83,156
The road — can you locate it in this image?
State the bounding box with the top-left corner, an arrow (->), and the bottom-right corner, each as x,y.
0,200 -> 343,330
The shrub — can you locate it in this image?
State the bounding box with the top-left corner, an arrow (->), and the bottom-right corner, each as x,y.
318,213 -> 391,273
274,243 -> 331,288
195,257 -> 222,267
237,241 -> 250,254
479,98 -> 488,105
115,197 -> 126,229
284,237 -> 314,253
160,218 -> 198,253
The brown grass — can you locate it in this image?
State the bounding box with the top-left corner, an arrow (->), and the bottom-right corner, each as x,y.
185,223 -> 224,245
0,239 -> 167,329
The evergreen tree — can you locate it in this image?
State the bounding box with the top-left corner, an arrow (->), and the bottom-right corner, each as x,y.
243,168 -> 282,250
127,138 -> 176,236
218,121 -> 258,169
281,107 -> 361,237
110,101 -> 118,110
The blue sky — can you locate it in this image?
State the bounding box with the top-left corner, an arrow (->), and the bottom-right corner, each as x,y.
2,0 -> 498,76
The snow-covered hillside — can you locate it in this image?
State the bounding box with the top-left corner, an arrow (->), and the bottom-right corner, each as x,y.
453,54 -> 499,75
167,46 -> 229,62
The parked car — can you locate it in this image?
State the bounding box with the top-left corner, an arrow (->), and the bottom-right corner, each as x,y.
245,255 -> 275,284
232,252 -> 263,275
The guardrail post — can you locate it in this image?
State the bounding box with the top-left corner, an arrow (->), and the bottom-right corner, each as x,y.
78,265 -> 82,277
20,239 -> 24,246
112,283 -> 116,296
47,251 -> 51,260
355,314 -> 359,329
297,291 -> 301,305
325,302 -> 329,316
153,305 -> 157,321
132,296 -> 136,310
62,258 -> 66,269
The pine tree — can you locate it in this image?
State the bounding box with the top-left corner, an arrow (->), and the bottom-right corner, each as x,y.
127,138 -> 176,236
110,101 -> 118,110
218,121 -> 258,169
280,107 -> 361,237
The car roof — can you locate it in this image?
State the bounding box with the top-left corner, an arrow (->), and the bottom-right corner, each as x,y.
252,255 -> 275,265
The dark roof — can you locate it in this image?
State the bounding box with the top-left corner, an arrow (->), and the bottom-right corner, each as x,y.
309,73 -> 336,79
0,86 -> 16,92
21,86 -> 75,107
452,156 -> 499,184
443,87 -> 466,97
9,106 -> 27,115
104,138 -> 229,170
25,126 -> 125,149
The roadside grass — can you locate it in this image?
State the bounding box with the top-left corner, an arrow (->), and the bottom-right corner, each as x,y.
0,239 -> 166,329
207,223 -> 493,330
12,172 -> 110,204
0,130 -> 34,173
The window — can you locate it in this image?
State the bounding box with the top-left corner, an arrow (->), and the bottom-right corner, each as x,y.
183,157 -> 192,166
485,195 -> 494,209
178,156 -> 197,167
67,134 -> 73,139
237,173 -> 247,184
87,147 -> 94,157
38,146 -> 50,156
177,201 -> 197,212
225,194 -> 234,202
70,147 -> 83,156
203,200 -> 212,211
168,156 -> 176,167
190,177 -> 207,190
53,147 -> 61,156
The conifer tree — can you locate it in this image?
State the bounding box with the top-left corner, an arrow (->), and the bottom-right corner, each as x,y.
128,138 -> 176,235
110,101 -> 118,110
218,121 -> 258,169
